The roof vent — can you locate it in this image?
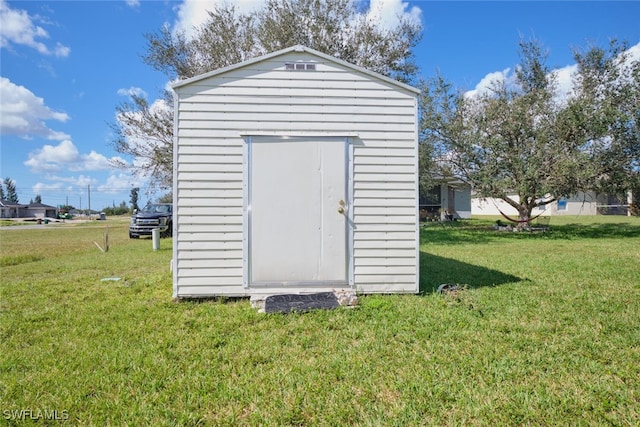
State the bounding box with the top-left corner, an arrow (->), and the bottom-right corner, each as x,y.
285,62 -> 316,71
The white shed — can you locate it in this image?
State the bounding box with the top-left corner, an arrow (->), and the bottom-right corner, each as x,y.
171,45 -> 420,298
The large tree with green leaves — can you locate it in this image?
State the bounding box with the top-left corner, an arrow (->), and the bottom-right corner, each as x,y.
112,0 -> 422,189
420,39 -> 639,224
3,177 -> 19,203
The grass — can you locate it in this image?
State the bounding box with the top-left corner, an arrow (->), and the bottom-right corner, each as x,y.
1,216 -> 639,425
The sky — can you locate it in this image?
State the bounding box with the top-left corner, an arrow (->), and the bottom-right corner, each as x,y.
1,0 -> 639,211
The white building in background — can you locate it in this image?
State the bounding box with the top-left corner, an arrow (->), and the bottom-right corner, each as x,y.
472,192 -> 630,217
171,45 -> 420,298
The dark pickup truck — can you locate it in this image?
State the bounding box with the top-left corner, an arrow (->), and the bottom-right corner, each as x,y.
129,203 -> 173,238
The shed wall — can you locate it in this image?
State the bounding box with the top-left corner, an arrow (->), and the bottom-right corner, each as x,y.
174,51 -> 418,297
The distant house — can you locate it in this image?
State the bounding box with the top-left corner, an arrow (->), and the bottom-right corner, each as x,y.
24,202 -> 57,219
420,180 -> 472,220
0,199 -> 25,218
0,200 -> 58,219
472,191 -> 631,217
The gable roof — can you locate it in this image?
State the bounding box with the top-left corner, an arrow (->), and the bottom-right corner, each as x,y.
0,199 -> 25,207
171,44 -> 420,95
27,202 -> 57,209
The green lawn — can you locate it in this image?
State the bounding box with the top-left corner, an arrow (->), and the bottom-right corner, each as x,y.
1,216 -> 639,425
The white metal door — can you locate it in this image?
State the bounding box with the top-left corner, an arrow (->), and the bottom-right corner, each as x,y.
247,136 -> 348,286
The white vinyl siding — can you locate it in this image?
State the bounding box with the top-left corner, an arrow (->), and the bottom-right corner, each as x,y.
173,49 -> 418,297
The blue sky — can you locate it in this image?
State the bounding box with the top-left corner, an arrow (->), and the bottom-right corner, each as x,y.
1,0 -> 639,211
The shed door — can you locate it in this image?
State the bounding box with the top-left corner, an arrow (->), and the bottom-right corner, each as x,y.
247,136 -> 348,286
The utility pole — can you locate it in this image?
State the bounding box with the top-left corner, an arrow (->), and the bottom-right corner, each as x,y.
88,184 -> 91,218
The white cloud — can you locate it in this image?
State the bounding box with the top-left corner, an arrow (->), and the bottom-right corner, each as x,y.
366,0 -> 422,30
0,76 -> 70,140
125,0 -> 140,7
98,173 -> 146,195
172,0 -> 422,39
24,140 -> 126,173
117,86 -> 147,98
554,63 -> 578,101
464,68 -> 512,99
173,0 -> 264,39
465,41 -> 640,101
32,181 -> 63,195
0,0 -> 70,57
42,174 -> 96,187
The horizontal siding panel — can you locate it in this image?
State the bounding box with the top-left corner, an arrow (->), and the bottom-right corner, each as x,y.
354,206 -> 416,216
354,156 -> 415,165
176,232 -> 242,242
179,163 -> 241,173
178,145 -> 242,155
354,164 -> 415,174
177,198 -> 242,207
354,189 -> 416,199
354,223 -> 416,232
178,111 -> 414,125
180,102 -> 414,116
177,129 -> 246,139
354,248 -> 416,258
178,259 -> 242,269
177,207 -> 242,216
177,154 -> 242,164
177,267 -> 243,278
177,216 -> 242,225
177,276 -> 243,286
354,147 -> 416,157
355,283 -> 417,293
354,274 -> 416,284
355,173 -> 415,183
210,77 -> 400,91
177,85 -> 413,99
181,95 -> 412,108
177,172 -> 243,181
177,189 -> 243,198
177,119 -> 412,133
188,68 -> 374,82
353,198 -> 415,207
177,249 -> 243,259
177,223 -> 242,233
354,240 -> 416,249
354,257 -> 416,266
177,181 -> 242,190
353,181 -> 415,191
177,240 -> 243,251
355,266 -> 416,275
353,231 -> 416,241
353,215 -> 415,224
177,285 -> 248,297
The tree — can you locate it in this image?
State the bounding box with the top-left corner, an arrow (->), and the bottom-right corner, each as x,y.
130,187 -> 140,212
421,39 -> 639,225
3,177 -> 19,203
112,0 -> 422,188
572,41 -> 640,197
157,192 -> 172,204
34,194 -> 42,204
0,183 -> 5,200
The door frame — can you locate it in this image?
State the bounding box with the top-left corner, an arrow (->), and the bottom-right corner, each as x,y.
242,134 -> 354,289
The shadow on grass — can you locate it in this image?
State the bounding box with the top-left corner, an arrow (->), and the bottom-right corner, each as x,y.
420,219 -> 640,246
419,251 -> 522,294
556,222 -> 640,239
